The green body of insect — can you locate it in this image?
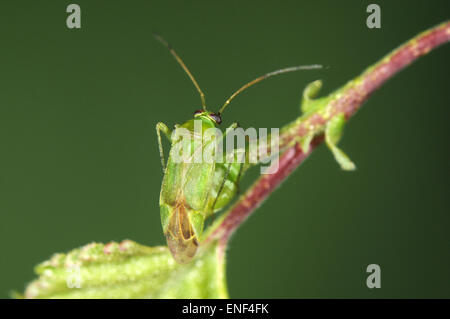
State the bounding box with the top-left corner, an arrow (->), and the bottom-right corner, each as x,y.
154,34 -> 329,263
157,115 -> 242,263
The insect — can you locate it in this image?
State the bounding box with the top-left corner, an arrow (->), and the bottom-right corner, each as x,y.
155,34 -> 321,263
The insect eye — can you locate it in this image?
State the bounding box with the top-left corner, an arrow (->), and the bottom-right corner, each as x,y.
209,113 -> 222,124
193,109 -> 204,116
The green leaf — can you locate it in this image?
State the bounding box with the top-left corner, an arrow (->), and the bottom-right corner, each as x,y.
24,240 -> 227,299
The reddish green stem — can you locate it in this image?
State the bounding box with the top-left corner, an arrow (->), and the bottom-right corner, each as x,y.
206,21 -> 450,252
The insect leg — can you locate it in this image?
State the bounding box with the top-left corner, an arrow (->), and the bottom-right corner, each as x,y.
211,163 -> 233,214
224,122 -> 239,134
233,161 -> 244,195
207,121 -> 244,219
208,122 -> 239,212
156,122 -> 172,171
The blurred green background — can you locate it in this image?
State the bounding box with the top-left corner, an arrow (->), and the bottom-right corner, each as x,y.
0,0 -> 449,298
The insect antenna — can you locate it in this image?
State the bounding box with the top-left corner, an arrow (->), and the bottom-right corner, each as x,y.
154,33 -> 207,110
218,64 -> 322,114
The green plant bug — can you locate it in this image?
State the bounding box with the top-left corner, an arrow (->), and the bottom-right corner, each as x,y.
155,34 -> 321,263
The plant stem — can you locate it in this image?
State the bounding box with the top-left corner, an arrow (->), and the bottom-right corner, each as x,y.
206,21 -> 450,254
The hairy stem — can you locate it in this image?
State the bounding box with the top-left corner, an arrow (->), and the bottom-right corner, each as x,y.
206,21 -> 450,253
